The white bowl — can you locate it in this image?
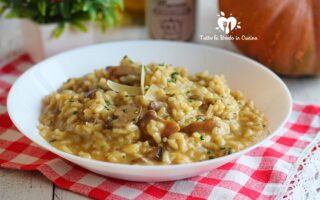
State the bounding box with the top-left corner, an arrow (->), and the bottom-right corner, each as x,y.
7,41 -> 292,182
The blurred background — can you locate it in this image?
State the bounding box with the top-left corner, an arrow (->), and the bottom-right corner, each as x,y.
0,0 -> 236,64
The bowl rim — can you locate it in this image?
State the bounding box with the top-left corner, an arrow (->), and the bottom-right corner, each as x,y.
7,40 -> 292,170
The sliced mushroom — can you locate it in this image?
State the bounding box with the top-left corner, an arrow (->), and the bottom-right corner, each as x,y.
85,89 -> 97,99
138,110 -> 180,138
148,101 -> 168,112
147,146 -> 164,161
181,120 -> 216,134
155,146 -> 163,161
111,104 -> 142,128
162,120 -> 180,137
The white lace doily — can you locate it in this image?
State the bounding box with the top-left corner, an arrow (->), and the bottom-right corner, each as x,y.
278,132 -> 320,200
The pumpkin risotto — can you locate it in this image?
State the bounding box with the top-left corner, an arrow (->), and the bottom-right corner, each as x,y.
38,56 -> 267,165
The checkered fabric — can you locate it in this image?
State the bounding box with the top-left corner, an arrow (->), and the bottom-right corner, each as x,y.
1,54 -> 320,200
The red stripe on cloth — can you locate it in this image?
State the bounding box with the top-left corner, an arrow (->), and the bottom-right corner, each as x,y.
189,184 -> 214,199
6,141 -> 30,153
238,186 -> 261,199
20,163 -> 42,170
302,105 -> 320,114
0,114 -> 14,129
144,185 -> 167,198
162,192 -> 188,200
251,170 -> 273,182
40,152 -> 58,160
218,162 -> 236,170
276,137 -> 298,147
186,196 -> 206,200
88,188 -> 111,199
55,176 -> 76,188
198,177 -> 221,185
0,79 -> 12,89
290,124 -> 311,133
0,138 -> 12,149
0,54 -> 31,76
37,163 -> 61,180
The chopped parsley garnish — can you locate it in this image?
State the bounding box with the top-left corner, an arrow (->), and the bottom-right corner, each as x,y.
132,118 -> 139,123
72,111 -> 78,115
220,146 -> 226,150
207,150 -> 212,154
107,116 -> 114,121
227,148 -> 235,155
171,72 -> 179,82
161,114 -> 169,118
209,156 -> 215,159
103,97 -> 112,111
104,99 -> 112,106
196,116 -> 205,121
123,55 -> 133,64
123,108 -> 128,113
200,135 -> 205,140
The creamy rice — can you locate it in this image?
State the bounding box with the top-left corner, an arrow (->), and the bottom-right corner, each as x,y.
38,56 -> 267,165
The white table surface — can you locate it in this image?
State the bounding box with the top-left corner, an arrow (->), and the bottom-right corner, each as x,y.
1,0 -> 320,199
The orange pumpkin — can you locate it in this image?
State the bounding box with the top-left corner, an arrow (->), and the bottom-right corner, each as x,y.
219,0 -> 320,76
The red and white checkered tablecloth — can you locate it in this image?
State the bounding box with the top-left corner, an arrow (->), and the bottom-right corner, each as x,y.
1,54 -> 320,200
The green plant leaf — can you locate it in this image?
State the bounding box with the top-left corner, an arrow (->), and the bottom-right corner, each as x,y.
52,22 -> 65,39
71,3 -> 82,14
5,10 -> 18,18
0,6 -> 7,15
38,0 -> 46,16
70,20 -> 88,32
88,8 -> 97,21
104,10 -> 114,27
113,0 -> 125,11
83,1 -> 92,11
109,8 -> 118,24
49,4 -> 59,17
0,0 -> 122,32
60,0 -> 71,19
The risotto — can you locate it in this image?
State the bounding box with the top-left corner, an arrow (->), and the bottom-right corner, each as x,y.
38,56 -> 267,165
